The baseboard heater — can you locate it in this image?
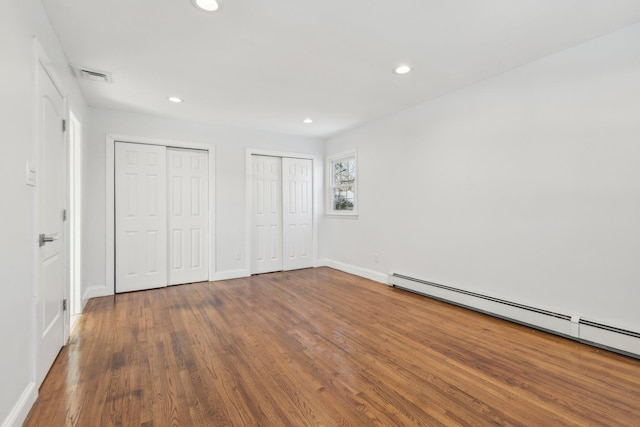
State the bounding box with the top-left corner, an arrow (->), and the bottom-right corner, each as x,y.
388,273 -> 640,359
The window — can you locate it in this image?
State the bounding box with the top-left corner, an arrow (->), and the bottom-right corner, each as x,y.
328,151 -> 357,215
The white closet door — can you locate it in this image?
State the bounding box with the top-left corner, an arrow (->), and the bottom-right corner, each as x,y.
251,155 -> 283,274
168,148 -> 209,285
282,158 -> 314,270
115,142 -> 167,293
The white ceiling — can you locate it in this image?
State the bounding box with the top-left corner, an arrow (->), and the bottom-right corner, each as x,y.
42,0 -> 640,138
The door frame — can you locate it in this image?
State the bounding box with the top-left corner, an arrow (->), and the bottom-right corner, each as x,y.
106,135 -> 216,293
33,38 -> 69,386
67,110 -> 82,333
244,148 -> 321,275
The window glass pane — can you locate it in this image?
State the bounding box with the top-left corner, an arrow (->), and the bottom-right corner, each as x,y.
333,187 -> 354,211
333,159 -> 355,186
348,160 -> 355,176
334,161 -> 345,185
329,153 -> 356,213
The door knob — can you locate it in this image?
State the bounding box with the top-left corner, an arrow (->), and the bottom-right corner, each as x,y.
39,233 -> 57,247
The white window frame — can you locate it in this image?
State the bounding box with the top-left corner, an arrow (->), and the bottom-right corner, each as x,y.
326,150 -> 358,217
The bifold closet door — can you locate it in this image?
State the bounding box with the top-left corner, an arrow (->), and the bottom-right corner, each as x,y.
282,158 -> 314,270
251,155 -> 314,275
115,142 -> 168,293
116,143 -> 209,293
167,148 -> 209,285
251,155 -> 283,274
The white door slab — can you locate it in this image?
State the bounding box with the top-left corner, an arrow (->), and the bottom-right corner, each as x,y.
251,155 -> 283,274
282,158 -> 314,271
36,59 -> 66,387
167,148 -> 209,285
115,142 -> 168,293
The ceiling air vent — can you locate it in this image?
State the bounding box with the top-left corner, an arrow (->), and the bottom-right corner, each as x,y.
72,66 -> 113,83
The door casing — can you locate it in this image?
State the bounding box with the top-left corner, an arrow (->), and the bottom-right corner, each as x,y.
68,111 -> 83,327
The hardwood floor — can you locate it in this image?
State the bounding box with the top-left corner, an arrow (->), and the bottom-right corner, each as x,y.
25,267 -> 640,426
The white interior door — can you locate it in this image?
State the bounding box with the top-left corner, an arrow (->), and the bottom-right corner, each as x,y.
115,142 -> 167,293
36,60 -> 66,387
251,155 -> 283,274
282,158 -> 314,271
168,148 -> 209,285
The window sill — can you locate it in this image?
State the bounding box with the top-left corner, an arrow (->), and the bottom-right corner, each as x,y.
325,212 -> 359,219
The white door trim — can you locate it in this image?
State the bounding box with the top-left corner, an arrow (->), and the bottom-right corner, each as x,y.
68,111 -> 83,333
244,148 -> 320,275
106,134 -> 216,293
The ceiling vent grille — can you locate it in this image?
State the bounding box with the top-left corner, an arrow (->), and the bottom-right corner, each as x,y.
72,66 -> 113,83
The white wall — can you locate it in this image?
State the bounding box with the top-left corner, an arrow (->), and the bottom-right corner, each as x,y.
0,0 -> 88,425
323,23 -> 640,332
85,108 -> 324,297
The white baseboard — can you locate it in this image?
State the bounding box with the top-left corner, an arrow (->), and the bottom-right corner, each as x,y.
80,291 -> 89,312
212,269 -> 251,281
578,323 -> 640,357
81,271 -> 252,307
322,259 -> 388,284
82,284 -> 113,307
1,381 -> 36,427
389,273 -> 640,359
390,274 -> 571,333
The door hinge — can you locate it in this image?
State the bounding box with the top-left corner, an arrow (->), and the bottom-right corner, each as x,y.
62,119 -> 67,132
62,209 -> 67,221
63,299 -> 67,311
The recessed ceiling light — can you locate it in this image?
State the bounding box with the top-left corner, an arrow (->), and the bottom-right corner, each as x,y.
168,96 -> 183,103
394,64 -> 412,75
303,118 -> 313,124
192,0 -> 219,12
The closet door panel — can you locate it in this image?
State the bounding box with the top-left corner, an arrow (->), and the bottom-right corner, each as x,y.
168,148 -> 209,285
115,142 -> 168,293
251,155 -> 283,274
282,158 -> 314,271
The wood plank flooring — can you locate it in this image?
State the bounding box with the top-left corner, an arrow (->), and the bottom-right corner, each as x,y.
25,267 -> 640,426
